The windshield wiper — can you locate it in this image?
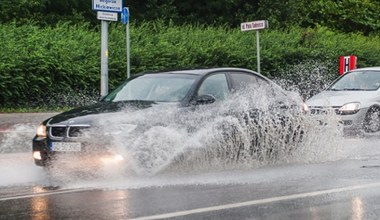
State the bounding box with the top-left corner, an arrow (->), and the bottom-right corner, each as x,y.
132,99 -> 157,102
342,88 -> 366,91
115,99 -> 158,104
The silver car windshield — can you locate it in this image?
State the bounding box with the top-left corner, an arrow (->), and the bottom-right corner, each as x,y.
328,70 -> 380,91
104,74 -> 197,102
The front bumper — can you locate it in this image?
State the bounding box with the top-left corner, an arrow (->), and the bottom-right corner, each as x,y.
32,136 -> 50,166
308,107 -> 369,136
32,136 -> 124,167
339,107 -> 368,135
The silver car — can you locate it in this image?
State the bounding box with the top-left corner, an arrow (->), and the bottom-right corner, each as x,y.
306,67 -> 380,135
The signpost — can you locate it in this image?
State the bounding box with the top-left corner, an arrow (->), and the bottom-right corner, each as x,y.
121,7 -> 130,79
92,0 -> 123,97
240,20 -> 269,73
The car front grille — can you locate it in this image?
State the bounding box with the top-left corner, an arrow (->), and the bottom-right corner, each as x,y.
309,106 -> 341,115
50,126 -> 66,137
49,125 -> 91,138
68,126 -> 90,137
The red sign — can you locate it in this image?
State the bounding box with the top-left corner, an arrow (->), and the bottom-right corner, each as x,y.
339,55 -> 357,75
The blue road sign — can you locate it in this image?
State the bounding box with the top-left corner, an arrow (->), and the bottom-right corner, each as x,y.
121,7 -> 129,24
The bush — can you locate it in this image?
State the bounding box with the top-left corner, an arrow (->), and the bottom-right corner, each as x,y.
1,21 -> 379,108
0,22 -> 99,107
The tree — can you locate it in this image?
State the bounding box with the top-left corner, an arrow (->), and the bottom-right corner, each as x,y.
1,0 -> 379,34
312,0 -> 380,34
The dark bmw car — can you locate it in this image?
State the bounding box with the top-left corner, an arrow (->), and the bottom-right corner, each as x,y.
32,67 -> 307,169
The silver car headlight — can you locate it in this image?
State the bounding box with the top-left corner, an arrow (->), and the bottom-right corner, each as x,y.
338,102 -> 361,114
36,124 -> 47,137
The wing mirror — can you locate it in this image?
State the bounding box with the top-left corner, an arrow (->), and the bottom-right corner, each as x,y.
195,94 -> 216,105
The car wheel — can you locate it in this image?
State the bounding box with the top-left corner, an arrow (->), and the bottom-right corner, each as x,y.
363,107 -> 380,133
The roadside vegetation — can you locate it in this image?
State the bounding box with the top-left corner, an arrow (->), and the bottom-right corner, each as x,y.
1,0 -> 380,111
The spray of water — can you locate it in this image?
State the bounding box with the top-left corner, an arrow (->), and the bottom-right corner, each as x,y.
0,124 -> 35,153
0,153 -> 47,186
0,62 -> 349,187
271,60 -> 337,100
93,82 -> 343,176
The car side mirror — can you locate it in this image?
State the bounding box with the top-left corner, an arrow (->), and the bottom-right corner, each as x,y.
195,94 -> 216,105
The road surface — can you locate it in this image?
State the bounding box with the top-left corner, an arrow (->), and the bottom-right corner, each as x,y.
0,113 -> 379,219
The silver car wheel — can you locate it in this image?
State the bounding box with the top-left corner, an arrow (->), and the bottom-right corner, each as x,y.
363,107 -> 380,133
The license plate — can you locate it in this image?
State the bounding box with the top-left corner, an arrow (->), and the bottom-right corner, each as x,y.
52,142 -> 81,152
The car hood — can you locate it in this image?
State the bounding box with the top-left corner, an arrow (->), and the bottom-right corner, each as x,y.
306,90 -> 377,107
46,100 -> 157,126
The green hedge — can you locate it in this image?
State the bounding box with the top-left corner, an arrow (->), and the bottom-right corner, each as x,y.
0,22 -> 99,107
1,21 -> 380,107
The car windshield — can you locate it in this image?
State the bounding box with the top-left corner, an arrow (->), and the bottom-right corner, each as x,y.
103,73 -> 197,102
328,70 -> 380,91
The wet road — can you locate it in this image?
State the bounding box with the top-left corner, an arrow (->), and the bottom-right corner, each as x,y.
1,113 -> 380,219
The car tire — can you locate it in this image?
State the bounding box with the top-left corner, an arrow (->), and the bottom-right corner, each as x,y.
363,107 -> 380,133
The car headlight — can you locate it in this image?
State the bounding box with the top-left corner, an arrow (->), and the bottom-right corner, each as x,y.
338,102 -> 360,114
36,124 -> 47,137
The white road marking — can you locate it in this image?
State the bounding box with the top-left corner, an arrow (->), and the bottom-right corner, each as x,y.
129,182 -> 380,220
0,188 -> 95,201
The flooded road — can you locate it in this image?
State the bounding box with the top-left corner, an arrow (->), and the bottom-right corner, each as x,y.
1,114 -> 380,219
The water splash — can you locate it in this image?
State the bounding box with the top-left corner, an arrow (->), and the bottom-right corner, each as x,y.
94,84 -> 342,176
271,60 -> 337,100
0,62 -> 345,184
0,124 -> 35,153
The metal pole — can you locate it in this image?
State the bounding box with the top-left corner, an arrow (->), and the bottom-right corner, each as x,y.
126,22 -> 130,79
101,20 -> 109,97
256,30 -> 260,73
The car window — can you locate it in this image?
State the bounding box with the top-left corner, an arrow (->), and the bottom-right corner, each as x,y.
197,73 -> 229,100
105,74 -> 197,102
230,72 -> 259,92
229,72 -> 284,100
329,70 -> 380,91
230,72 -> 270,91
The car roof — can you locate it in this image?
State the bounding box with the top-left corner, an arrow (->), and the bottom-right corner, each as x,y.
351,67 -> 380,72
141,67 -> 258,76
